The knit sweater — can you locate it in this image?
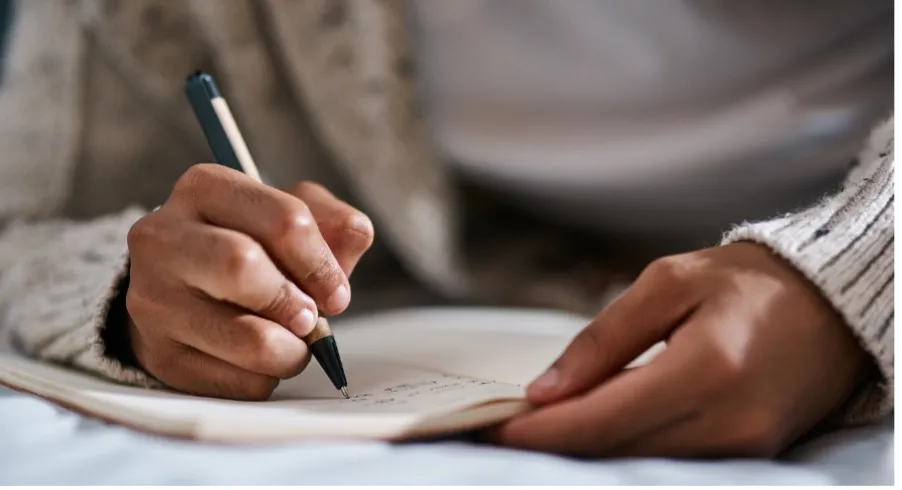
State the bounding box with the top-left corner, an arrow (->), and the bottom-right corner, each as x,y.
0,1 -> 893,424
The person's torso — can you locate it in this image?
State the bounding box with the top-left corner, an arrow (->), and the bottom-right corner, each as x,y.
57,1 -> 893,233
66,2 -> 346,220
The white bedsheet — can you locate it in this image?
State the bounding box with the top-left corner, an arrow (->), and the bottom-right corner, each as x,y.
0,308 -> 893,485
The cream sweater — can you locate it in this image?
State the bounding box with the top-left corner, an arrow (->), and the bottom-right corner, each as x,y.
0,1 -> 893,425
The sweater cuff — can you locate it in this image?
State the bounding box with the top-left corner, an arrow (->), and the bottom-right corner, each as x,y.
2,207 -> 162,388
721,151 -> 893,425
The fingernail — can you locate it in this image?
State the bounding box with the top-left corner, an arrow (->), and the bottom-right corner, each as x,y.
289,308 -> 316,337
350,215 -> 374,236
325,284 -> 350,313
529,368 -> 560,393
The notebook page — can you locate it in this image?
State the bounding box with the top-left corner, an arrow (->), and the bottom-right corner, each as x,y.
268,359 -> 524,414
0,354 -> 524,420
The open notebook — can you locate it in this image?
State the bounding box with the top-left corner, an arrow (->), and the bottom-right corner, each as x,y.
0,307 -> 662,443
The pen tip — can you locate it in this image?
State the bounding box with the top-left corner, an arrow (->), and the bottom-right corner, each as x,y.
340,386 -> 350,399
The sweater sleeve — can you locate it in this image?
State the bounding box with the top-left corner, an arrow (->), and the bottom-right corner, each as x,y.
722,116 -> 894,424
0,206 -> 161,388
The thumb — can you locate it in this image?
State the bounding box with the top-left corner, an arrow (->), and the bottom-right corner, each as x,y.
526,267 -> 697,405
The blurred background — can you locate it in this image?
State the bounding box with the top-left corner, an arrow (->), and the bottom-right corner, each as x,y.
0,0 -> 892,313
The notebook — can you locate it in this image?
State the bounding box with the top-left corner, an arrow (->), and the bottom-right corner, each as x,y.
0,307 -> 663,443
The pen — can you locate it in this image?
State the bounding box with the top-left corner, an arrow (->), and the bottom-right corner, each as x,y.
184,70 -> 350,400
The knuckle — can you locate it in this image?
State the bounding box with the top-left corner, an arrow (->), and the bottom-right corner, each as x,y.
126,215 -> 164,253
244,321 -> 310,379
303,244 -> 343,290
271,203 -> 314,242
260,281 -> 303,322
174,163 -> 219,195
643,256 -> 691,285
218,236 -> 266,279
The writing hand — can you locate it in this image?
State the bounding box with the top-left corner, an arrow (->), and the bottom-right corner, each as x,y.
124,164 -> 374,400
495,243 -> 869,458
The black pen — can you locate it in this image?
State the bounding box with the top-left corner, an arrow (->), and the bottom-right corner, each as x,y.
184,71 -> 349,399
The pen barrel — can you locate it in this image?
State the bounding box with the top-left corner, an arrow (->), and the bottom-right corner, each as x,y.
184,72 -> 250,176
305,318 -> 347,390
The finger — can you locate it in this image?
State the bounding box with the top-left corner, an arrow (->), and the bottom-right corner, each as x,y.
170,164 -> 350,315
611,412 -> 777,459
129,217 -> 319,338
498,342 -> 704,457
291,181 -> 374,275
602,319 -> 792,460
527,258 -> 700,405
163,294 -> 311,380
131,333 -> 280,401
608,417 -> 713,459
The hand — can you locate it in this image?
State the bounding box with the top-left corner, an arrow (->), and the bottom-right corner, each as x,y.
124,164 -> 374,400
495,243 -> 869,458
